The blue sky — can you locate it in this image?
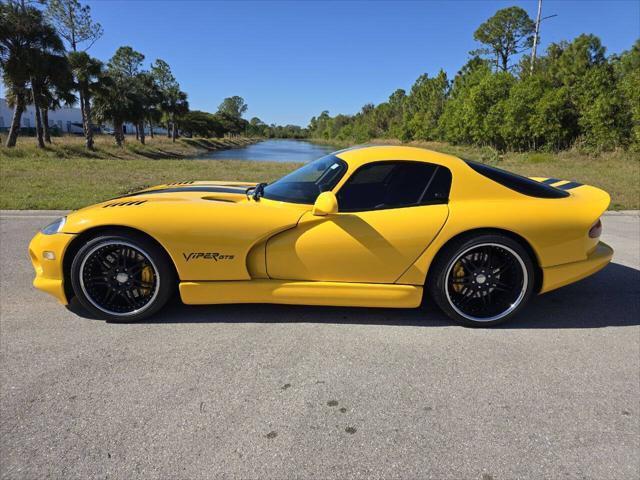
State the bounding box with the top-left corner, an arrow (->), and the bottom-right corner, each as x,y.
69,1 -> 640,125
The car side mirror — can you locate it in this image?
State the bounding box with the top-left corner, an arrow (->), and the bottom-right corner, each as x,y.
312,191 -> 339,216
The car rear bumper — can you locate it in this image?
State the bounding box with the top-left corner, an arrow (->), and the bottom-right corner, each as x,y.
28,232 -> 76,305
540,241 -> 613,294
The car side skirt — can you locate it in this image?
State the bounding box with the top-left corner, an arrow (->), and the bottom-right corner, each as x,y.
179,280 -> 423,308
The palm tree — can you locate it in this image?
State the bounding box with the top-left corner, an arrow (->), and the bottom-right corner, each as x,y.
28,31 -> 67,148
132,72 -> 161,145
0,2 -> 67,148
1,2 -> 32,147
161,87 -> 189,142
94,46 -> 144,147
35,53 -> 75,143
46,0 -> 103,144
92,72 -> 129,147
151,59 -> 180,138
68,51 -> 104,149
2,80 -> 29,148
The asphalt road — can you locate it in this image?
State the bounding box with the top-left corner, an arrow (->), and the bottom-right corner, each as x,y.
1,211 -> 638,479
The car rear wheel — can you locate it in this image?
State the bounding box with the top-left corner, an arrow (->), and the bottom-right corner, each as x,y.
70,233 -> 175,322
428,234 -> 535,327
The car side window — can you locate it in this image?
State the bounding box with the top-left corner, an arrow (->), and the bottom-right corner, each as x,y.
337,161 -> 451,212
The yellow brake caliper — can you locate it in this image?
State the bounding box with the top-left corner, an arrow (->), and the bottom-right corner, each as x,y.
452,260 -> 465,293
140,265 -> 153,296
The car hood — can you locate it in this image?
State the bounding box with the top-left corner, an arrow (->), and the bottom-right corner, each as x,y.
64,180 -> 309,232
123,180 -> 258,197
68,180 -> 258,216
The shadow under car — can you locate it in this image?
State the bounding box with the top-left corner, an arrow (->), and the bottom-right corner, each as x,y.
67,262 -> 640,329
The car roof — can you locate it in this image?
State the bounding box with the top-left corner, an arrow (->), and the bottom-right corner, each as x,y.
333,145 -> 467,170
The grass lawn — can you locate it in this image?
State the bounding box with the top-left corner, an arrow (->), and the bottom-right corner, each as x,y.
1,135 -> 638,210
0,136 -> 296,209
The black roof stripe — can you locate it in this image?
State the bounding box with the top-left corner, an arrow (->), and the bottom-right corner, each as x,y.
556,181 -> 583,190
464,160 -> 569,199
541,178 -> 561,185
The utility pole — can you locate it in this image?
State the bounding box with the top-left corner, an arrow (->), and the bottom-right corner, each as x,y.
530,0 -> 543,74
530,0 -> 558,74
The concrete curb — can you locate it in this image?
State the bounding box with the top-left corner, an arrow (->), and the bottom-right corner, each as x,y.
602,210 -> 640,216
1,210 -> 72,216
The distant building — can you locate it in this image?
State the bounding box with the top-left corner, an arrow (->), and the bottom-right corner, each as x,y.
0,98 -> 166,135
0,98 -> 84,133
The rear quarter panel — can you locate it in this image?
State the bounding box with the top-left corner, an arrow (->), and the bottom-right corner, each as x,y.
397,183 -> 610,286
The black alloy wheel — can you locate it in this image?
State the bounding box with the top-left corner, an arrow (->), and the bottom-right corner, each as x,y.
428,234 -> 535,327
70,233 -> 175,322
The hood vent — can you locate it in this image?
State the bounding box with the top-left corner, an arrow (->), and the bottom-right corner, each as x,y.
103,200 -> 148,208
202,195 -> 236,203
165,181 -> 195,186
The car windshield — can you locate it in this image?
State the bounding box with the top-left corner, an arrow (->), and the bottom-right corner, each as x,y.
262,154 -> 347,204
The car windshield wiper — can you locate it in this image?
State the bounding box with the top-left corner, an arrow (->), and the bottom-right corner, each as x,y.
248,182 -> 268,201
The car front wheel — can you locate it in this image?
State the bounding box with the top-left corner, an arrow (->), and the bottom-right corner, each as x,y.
70,232 -> 175,322
428,234 -> 535,327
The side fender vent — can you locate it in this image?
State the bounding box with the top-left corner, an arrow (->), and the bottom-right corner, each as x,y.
166,181 -> 195,186
103,200 -> 148,208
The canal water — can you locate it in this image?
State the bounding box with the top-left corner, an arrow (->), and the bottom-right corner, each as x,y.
202,139 -> 340,163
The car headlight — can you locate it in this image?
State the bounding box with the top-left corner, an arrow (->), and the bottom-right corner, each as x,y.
41,217 -> 66,235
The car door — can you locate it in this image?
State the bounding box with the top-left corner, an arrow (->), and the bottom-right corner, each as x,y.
266,161 -> 451,284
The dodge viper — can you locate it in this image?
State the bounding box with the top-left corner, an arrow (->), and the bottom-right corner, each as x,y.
29,146 -> 613,326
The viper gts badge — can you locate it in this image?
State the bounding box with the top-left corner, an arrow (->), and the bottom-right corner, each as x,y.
182,252 -> 234,262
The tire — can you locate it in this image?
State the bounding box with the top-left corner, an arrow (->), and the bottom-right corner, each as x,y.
427,233 -> 536,327
70,232 -> 175,322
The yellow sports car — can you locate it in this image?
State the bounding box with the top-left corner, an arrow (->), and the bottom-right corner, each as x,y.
29,146 -> 613,327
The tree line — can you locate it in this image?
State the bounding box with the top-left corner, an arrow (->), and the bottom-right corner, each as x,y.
2,2 -> 637,152
0,0 -> 191,148
0,0 -> 285,149
178,98 -> 306,140
308,6 -> 639,153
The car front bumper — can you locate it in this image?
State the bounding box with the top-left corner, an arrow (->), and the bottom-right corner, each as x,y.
540,241 -> 613,294
28,231 -> 77,305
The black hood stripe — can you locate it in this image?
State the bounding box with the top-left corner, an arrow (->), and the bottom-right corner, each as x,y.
118,185 -> 251,198
541,178 -> 561,185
